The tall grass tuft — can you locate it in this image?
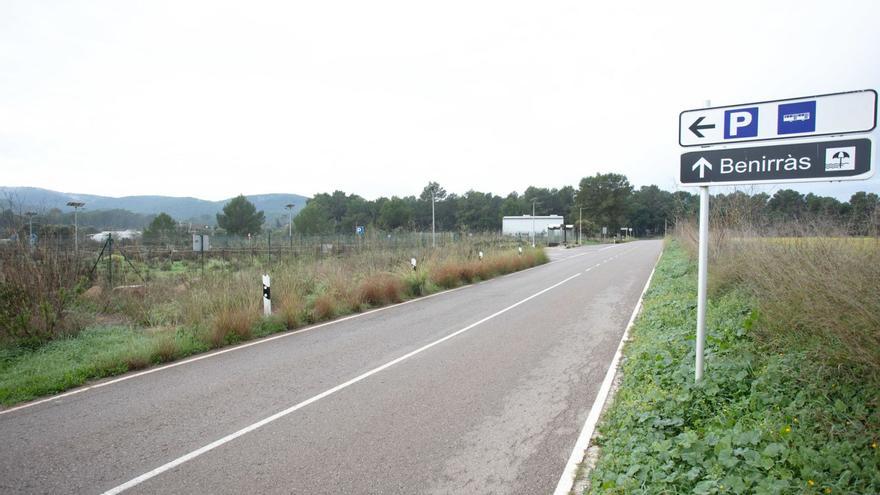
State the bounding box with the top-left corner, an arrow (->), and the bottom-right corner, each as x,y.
311,293 -> 338,322
209,306 -> 258,347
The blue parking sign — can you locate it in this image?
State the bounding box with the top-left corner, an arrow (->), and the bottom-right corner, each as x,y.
724,107 -> 759,139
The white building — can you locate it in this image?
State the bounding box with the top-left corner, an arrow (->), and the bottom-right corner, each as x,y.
502,215 -> 564,236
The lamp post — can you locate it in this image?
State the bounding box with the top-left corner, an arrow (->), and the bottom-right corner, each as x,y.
67,201 -> 85,253
285,203 -> 295,249
431,188 -> 436,248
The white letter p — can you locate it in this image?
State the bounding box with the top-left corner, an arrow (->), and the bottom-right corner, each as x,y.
729,111 -> 753,137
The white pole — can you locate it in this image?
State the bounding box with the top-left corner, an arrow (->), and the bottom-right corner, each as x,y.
578,207 -> 582,245
262,274 -> 271,316
695,98 -> 711,382
695,186 -> 709,381
73,208 -> 79,253
531,200 -> 536,248
431,189 -> 435,248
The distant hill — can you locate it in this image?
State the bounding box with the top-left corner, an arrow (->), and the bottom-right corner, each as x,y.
0,187 -> 309,228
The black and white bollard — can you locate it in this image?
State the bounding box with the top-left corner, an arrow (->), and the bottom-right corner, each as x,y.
518,247 -> 523,256
262,274 -> 271,316
478,251 -> 483,261
410,257 -> 417,271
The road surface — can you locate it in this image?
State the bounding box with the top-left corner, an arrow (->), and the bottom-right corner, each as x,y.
0,241 -> 662,494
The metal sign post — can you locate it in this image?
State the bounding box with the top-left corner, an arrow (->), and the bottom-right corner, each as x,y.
680,91 -> 877,382
695,186 -> 708,381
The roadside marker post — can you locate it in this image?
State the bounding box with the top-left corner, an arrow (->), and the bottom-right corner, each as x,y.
262,274 -> 271,316
680,91 -> 876,382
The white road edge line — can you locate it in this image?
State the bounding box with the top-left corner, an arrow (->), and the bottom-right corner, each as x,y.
1,244 -> 619,417
101,272 -> 583,495
552,246 -> 662,495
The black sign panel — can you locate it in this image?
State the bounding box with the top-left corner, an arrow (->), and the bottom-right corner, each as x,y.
680,138 -> 873,186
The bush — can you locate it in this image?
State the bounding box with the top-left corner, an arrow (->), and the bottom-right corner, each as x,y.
0,247 -> 85,347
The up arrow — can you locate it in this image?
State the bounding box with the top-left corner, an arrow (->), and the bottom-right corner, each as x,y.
692,157 -> 712,179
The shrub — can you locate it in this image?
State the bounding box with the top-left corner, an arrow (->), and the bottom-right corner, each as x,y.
403,270 -> 430,297
0,247 -> 85,347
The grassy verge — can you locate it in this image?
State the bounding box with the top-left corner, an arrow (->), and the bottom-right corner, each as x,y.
584,240 -> 879,494
0,247 -> 547,407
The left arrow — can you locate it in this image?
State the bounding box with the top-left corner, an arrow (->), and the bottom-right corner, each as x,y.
688,116 -> 715,138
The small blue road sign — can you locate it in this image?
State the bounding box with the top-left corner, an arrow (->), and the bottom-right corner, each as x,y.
356,225 -> 365,236
724,107 -> 759,139
778,100 -> 816,134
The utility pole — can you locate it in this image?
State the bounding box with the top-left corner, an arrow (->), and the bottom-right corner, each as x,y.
67,202 -> 85,254
578,206 -> 583,245
431,188 -> 436,248
285,203 -> 295,249
531,199 -> 538,248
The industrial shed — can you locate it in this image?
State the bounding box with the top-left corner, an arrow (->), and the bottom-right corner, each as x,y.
502,215 -> 564,236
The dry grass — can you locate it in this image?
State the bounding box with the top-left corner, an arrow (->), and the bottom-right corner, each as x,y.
4,240 -> 548,354
357,273 -> 405,306
429,264 -> 463,289
675,219 -> 880,370
123,351 -> 151,371
311,293 -> 337,322
209,306 -> 257,347
153,332 -> 179,362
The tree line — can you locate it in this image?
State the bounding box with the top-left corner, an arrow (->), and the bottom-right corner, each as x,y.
3,174 -> 878,241
291,174 -> 879,237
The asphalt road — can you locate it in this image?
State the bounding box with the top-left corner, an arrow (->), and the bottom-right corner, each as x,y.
0,240 -> 662,495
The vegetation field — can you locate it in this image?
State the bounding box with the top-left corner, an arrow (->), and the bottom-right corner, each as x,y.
0,239 -> 547,406
583,238 -> 879,494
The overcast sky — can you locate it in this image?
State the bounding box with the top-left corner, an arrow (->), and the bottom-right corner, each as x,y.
2,0 -> 878,201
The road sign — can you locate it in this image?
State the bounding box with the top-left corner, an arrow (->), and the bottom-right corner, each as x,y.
680,138 -> 873,186
355,225 -> 365,236
192,234 -> 210,252
679,90 -> 877,147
